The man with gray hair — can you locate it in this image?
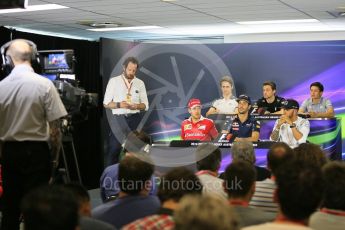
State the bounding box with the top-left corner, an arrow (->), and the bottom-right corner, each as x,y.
231,142 -> 270,181
0,39 -> 67,230
174,195 -> 239,230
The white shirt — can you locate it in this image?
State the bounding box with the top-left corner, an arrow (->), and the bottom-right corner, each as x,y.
249,178 -> 278,214
197,173 -> 228,200
103,75 -> 149,115
212,97 -> 238,114
0,64 -> 67,141
270,116 -> 310,148
309,210 -> 345,230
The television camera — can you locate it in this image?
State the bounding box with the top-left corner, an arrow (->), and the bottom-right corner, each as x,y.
38,49 -> 98,133
38,49 -> 99,184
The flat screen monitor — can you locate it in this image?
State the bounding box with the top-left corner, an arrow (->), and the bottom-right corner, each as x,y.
39,50 -> 75,74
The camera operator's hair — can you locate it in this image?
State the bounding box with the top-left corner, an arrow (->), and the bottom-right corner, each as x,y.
21,185 -> 79,230
123,56 -> 139,69
7,39 -> 33,63
195,143 -> 222,172
118,156 -> 154,195
158,167 -> 203,203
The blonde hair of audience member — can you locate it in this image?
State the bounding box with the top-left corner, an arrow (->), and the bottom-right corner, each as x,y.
174,194 -> 239,230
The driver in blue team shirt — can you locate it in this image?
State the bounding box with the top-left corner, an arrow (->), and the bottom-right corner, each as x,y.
223,95 -> 260,142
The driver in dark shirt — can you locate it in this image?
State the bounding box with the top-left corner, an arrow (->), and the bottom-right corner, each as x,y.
256,81 -> 285,114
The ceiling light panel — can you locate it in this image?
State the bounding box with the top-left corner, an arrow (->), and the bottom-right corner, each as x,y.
0,4 -> 68,14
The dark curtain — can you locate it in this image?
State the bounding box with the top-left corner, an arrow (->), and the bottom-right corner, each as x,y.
0,26 -> 103,189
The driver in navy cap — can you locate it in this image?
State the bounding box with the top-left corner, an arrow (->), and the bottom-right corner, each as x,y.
270,99 -> 310,148
223,95 -> 260,142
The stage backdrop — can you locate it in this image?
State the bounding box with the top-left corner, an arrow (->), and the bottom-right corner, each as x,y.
101,38 -> 345,159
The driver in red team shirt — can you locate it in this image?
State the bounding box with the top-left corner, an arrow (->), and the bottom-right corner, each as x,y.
181,98 -> 219,141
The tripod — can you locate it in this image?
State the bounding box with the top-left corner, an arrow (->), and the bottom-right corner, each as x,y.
59,132 -> 82,184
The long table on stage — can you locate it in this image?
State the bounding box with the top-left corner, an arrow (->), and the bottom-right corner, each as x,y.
150,115 -> 342,173
151,141 -> 282,172
209,114 -> 342,161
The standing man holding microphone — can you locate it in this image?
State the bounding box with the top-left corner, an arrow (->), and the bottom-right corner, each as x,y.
103,57 -> 149,165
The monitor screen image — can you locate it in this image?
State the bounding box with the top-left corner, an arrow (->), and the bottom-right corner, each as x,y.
46,53 -> 69,69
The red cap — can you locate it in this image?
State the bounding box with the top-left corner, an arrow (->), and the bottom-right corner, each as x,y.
188,98 -> 201,109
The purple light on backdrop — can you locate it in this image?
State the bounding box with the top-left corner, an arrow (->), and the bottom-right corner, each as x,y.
220,149 -> 268,172
281,60 -> 345,105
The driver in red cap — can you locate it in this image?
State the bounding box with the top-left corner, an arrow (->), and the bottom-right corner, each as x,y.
181,98 -> 219,141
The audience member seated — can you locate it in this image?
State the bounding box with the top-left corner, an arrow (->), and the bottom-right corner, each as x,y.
230,141 -> 270,181
181,98 -> 219,141
243,159 -> 324,230
21,185 -> 79,230
64,183 -> 116,230
100,131 -> 157,202
174,194 -> 239,230
122,167 -> 203,230
255,81 -> 285,114
270,99 -> 310,148
206,76 -> 238,116
250,142 -> 293,214
224,160 -> 275,227
309,161 -> 345,230
195,143 -> 228,199
298,82 -> 335,118
93,156 -> 160,229
293,143 -> 328,168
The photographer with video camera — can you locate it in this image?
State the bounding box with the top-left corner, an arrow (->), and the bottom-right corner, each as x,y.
0,39 -> 67,230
